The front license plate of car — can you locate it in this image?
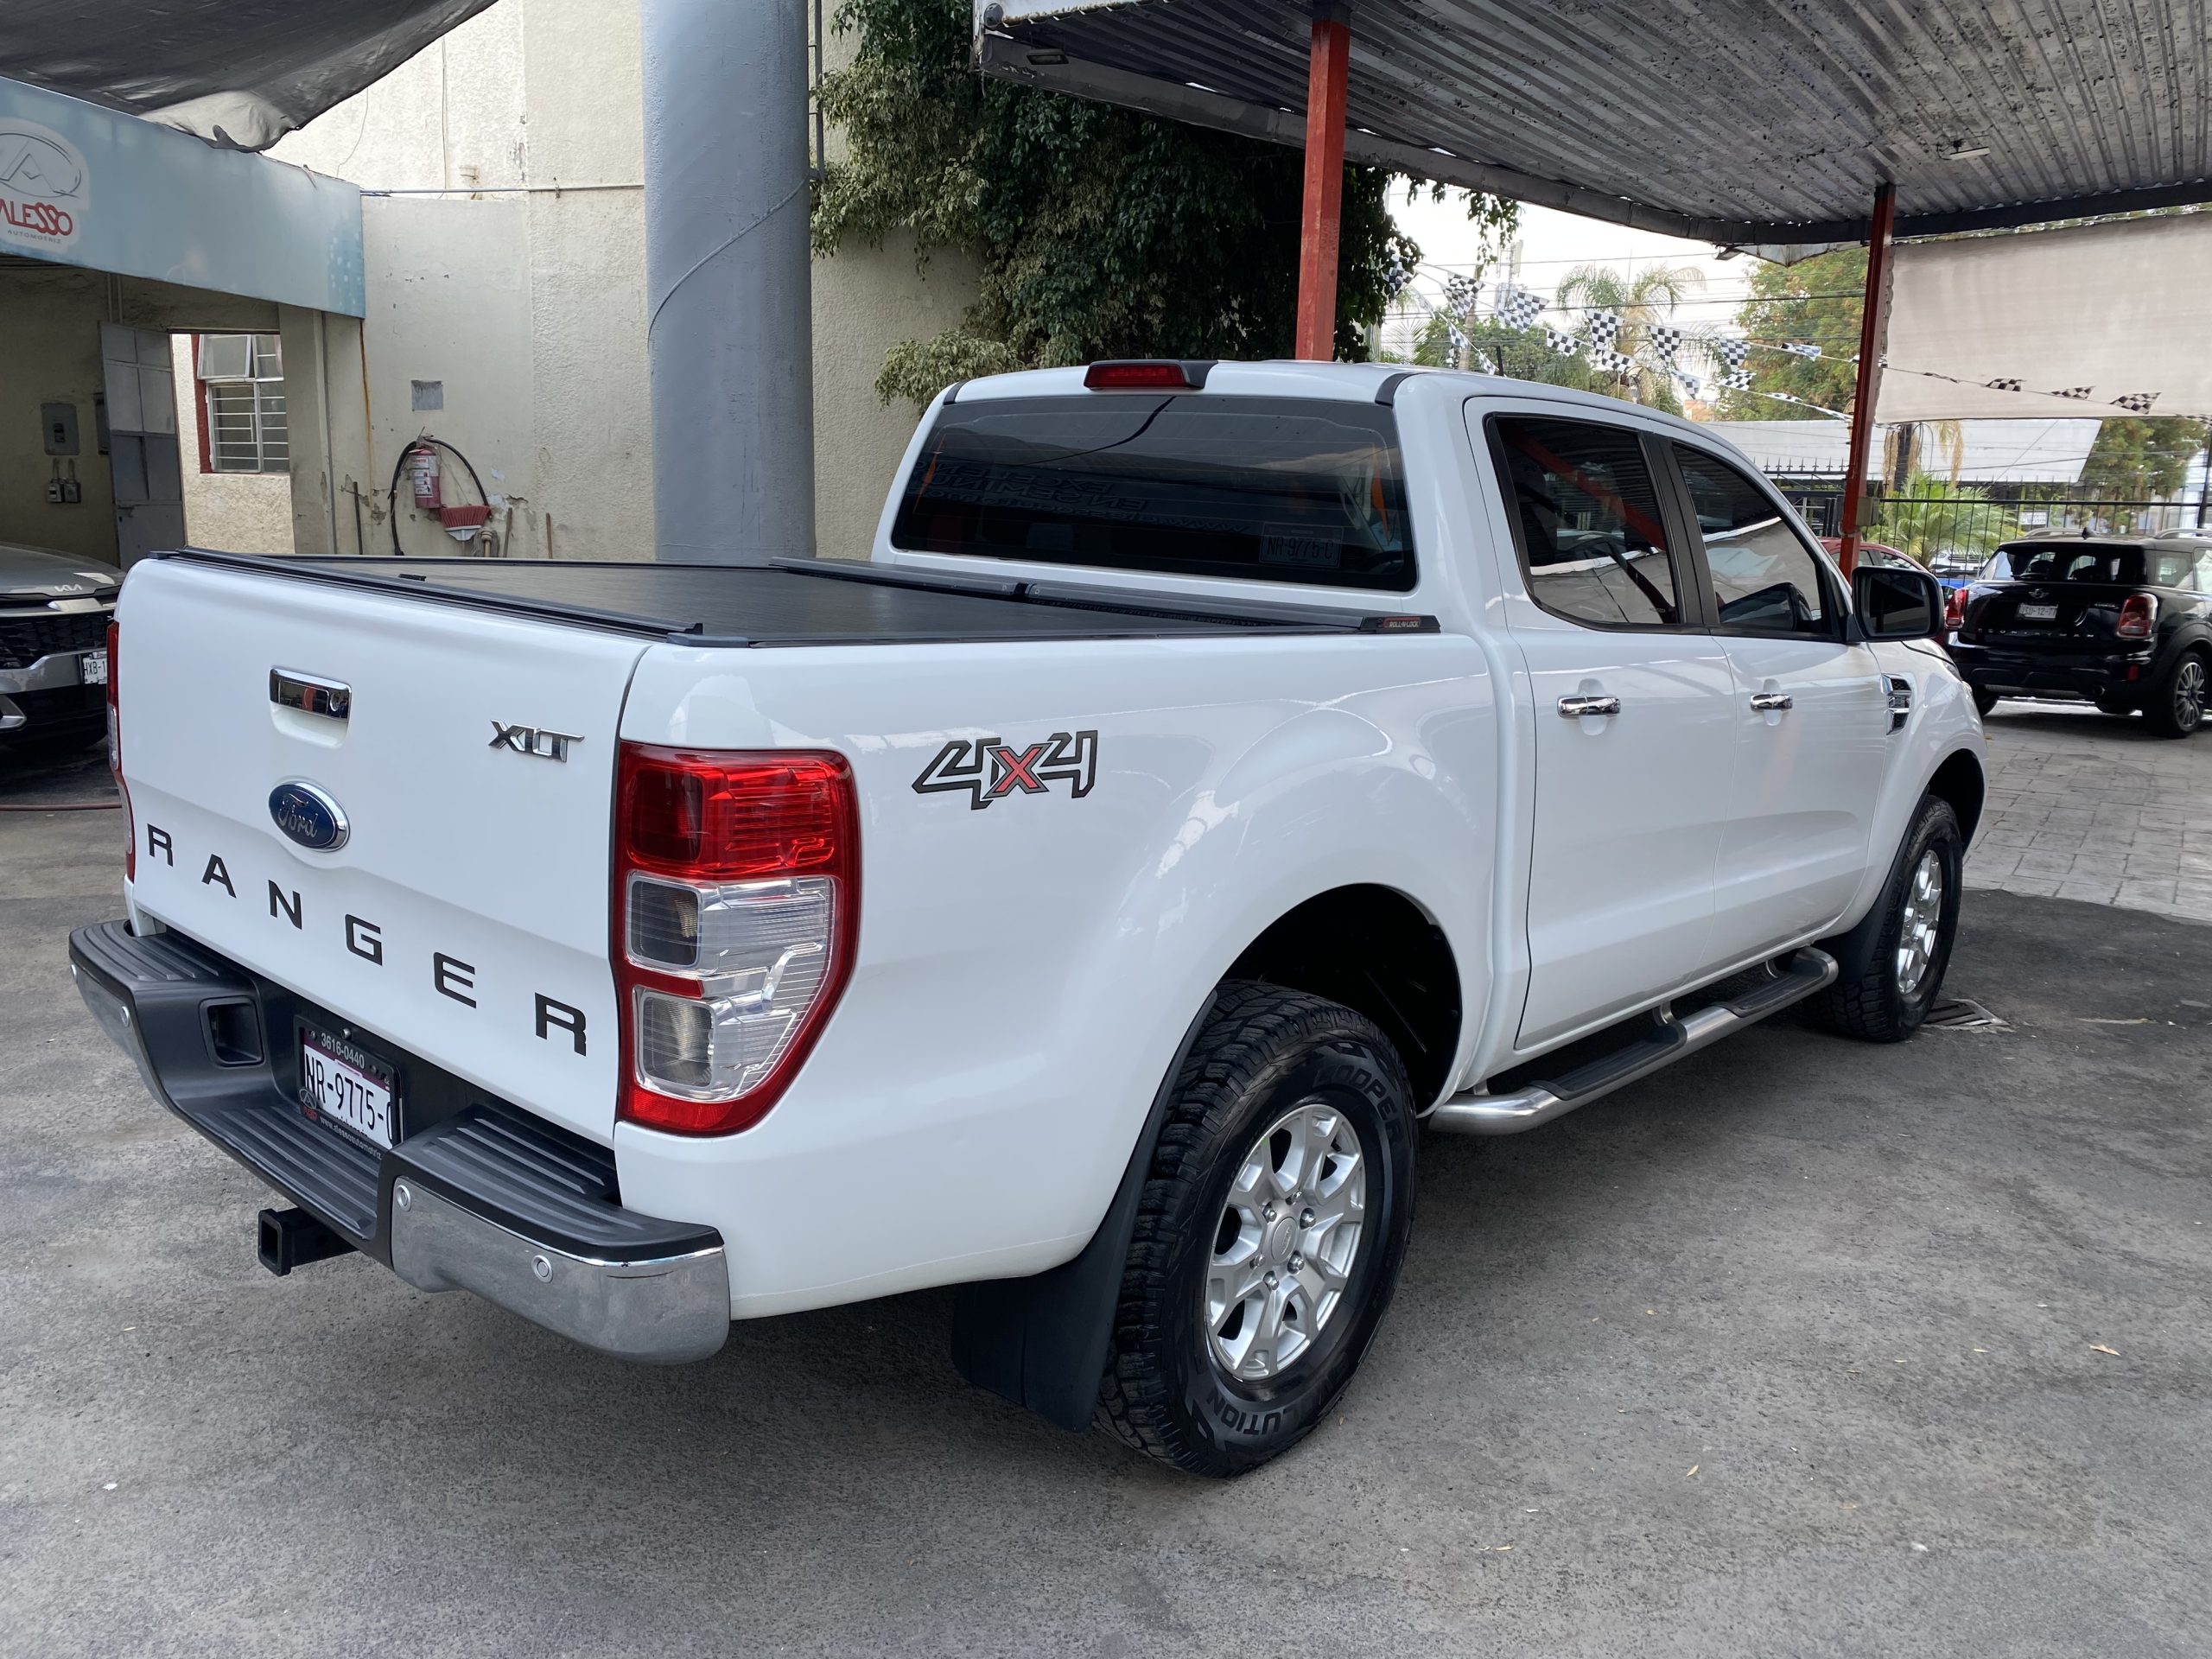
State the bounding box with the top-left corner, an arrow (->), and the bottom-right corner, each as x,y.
2017,603 -> 2058,621
298,1026 -> 398,1150
80,648 -> 108,686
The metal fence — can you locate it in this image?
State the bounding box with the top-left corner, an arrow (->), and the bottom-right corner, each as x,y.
1779,489 -> 2203,556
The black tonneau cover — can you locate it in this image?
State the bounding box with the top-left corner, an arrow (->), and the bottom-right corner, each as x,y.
155,551 -> 1439,646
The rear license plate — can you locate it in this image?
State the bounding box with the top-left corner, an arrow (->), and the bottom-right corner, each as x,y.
80,648 -> 108,686
2017,603 -> 2059,621
298,1025 -> 398,1149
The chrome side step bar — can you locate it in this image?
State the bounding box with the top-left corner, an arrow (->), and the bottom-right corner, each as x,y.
1429,949 -> 1839,1136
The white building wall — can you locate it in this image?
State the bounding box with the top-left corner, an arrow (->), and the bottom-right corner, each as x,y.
206,0 -> 981,563
169,335 -> 294,556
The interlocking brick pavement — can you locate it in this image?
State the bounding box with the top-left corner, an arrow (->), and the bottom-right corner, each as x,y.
1966,702 -> 2212,924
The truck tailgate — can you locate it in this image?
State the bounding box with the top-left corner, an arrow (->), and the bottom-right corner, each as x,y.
117,558 -> 646,1143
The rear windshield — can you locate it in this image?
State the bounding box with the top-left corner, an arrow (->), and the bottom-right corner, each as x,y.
1986,543 -> 2195,587
891,394 -> 1417,591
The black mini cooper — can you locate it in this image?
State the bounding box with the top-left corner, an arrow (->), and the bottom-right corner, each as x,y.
1946,534 -> 2212,737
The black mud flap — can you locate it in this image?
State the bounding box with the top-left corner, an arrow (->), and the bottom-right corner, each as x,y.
950,994 -> 1216,1433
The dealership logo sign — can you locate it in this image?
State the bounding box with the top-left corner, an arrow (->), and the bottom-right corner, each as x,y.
0,121 -> 86,250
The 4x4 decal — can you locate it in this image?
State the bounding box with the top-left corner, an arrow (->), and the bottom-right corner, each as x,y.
912,729 -> 1098,810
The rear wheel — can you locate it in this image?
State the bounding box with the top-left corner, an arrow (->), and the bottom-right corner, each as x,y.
1971,687 -> 1999,718
1096,983 -> 1417,1477
1813,794 -> 1964,1043
2143,652 -> 2208,739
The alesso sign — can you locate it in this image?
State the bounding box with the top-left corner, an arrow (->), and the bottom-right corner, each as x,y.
0,119 -> 86,251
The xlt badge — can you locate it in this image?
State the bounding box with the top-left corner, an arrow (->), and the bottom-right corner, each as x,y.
490,721 -> 582,762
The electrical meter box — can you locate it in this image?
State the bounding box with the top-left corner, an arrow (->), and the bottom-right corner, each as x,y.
41,403 -> 80,456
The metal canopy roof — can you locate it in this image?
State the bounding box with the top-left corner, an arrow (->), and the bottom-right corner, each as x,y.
978,0 -> 2212,245
0,1 -> 496,149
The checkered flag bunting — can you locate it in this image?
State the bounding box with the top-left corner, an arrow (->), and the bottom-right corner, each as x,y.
1542,325 -> 1579,356
1985,378 -> 2023,392
1445,322 -> 1470,359
2109,391 -> 2158,414
1645,324 -> 1682,365
1675,370 -> 1702,399
1583,311 -> 1622,350
1714,338 -> 1749,372
1592,347 -> 1633,376
1719,368 -> 1752,391
1443,274 -> 1482,317
1494,285 -> 1545,330
1783,341 -> 1822,359
2052,386 -> 2094,400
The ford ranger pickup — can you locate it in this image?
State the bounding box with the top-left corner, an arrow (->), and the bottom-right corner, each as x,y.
72,359 -> 1986,1475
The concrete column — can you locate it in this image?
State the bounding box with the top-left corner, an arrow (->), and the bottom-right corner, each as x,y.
277,303 -> 337,556
319,313 -> 373,557
640,0 -> 816,563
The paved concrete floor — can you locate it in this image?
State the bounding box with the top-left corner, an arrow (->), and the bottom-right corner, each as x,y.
1967,701 -> 2212,923
3,744 -> 2209,1658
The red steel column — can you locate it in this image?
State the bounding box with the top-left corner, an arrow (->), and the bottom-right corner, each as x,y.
1294,10 -> 1352,361
1837,181 -> 1897,578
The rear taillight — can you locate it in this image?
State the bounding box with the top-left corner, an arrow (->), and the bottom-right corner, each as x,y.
2116,594 -> 2157,639
107,618 -> 133,880
613,743 -> 860,1135
1943,586 -> 1968,631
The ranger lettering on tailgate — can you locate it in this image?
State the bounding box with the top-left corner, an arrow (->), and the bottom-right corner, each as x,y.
137,820 -> 590,1056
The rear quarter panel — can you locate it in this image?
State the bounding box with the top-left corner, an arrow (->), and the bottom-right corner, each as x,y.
615,632 -> 1495,1315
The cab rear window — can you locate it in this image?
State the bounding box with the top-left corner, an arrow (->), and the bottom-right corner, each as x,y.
891,394 -> 1416,591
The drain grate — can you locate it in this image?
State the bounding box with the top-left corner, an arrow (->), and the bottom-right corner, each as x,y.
1925,996 -> 2008,1030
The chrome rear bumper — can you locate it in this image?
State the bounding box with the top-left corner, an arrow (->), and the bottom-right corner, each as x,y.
389,1178 -> 729,1363
69,918 -> 730,1364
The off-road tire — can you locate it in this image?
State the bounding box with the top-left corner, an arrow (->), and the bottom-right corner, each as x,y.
2142,650 -> 2208,740
1096,983 -> 1417,1478
1971,687 -> 1999,718
1813,794 -> 1963,1042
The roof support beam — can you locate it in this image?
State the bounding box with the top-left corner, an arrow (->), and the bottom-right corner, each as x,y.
1295,10 -> 1351,359
1837,183 -> 1896,578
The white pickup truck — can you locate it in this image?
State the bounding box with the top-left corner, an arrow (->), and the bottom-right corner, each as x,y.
73,360 -> 1984,1475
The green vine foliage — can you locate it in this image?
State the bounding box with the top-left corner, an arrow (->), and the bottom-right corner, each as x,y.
813,0 -> 1512,407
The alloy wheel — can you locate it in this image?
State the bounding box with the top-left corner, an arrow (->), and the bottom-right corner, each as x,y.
2176,658 -> 2205,733
1895,848 -> 1946,1000
1204,1097 -> 1367,1383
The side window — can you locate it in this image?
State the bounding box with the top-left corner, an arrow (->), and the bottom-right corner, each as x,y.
1492,416 -> 1683,629
2195,550 -> 2212,594
1673,446 -> 1830,635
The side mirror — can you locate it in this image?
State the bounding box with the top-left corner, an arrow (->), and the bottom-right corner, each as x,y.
1853,563 -> 1943,640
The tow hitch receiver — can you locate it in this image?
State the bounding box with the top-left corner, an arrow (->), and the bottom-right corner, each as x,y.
257,1206 -> 355,1276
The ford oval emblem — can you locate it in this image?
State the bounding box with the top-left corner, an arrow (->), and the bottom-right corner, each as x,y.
268,781 -> 350,852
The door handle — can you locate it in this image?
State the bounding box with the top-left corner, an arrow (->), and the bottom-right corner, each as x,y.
1749,691 -> 1794,712
1556,694 -> 1620,718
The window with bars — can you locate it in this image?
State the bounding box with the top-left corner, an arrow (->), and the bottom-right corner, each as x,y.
198,333 -> 288,474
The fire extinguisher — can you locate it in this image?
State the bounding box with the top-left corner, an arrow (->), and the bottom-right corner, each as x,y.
405,441 -> 442,512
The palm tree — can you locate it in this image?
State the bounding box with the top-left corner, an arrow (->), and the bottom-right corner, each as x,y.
1872,474 -> 2016,562
1554,263 -> 1721,410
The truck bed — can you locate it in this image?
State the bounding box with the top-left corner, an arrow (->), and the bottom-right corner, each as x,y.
156,550 -> 1435,647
